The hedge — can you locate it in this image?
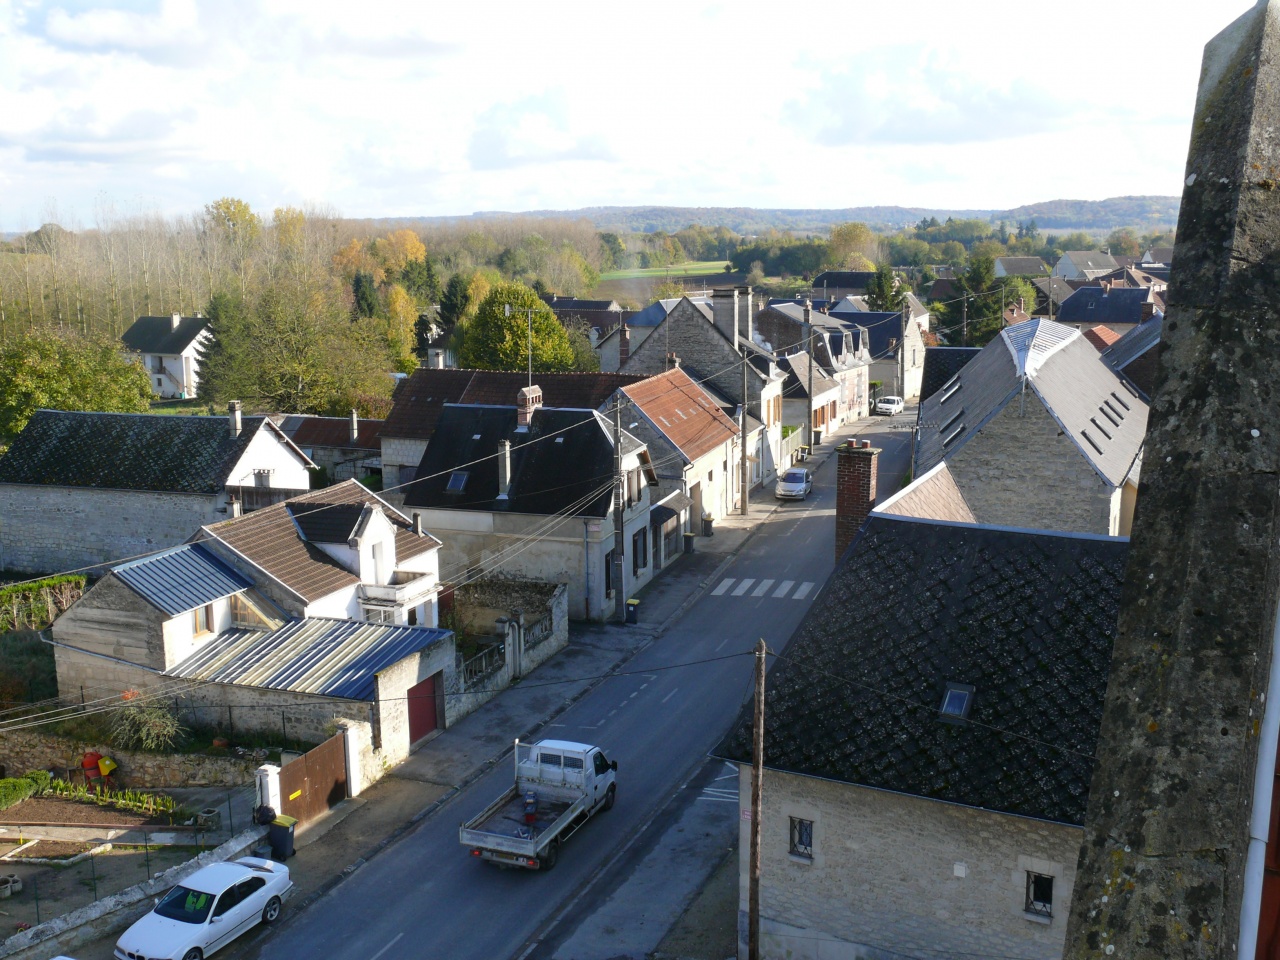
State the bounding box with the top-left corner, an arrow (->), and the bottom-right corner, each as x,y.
0,770 -> 52,812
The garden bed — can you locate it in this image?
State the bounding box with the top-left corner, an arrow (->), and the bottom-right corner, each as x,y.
5,839 -> 95,860
0,797 -> 175,828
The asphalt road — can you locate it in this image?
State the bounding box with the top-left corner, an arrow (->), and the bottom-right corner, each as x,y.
168,411 -> 914,960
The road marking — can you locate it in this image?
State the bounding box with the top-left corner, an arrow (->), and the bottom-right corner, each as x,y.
732,578 -> 755,596
715,773 -> 736,781
752,579 -> 775,597
370,933 -> 404,960
697,796 -> 738,803
774,580 -> 795,598
629,691 -> 638,699
661,688 -> 678,704
715,637 -> 730,651
711,578 -> 734,596
793,581 -> 815,600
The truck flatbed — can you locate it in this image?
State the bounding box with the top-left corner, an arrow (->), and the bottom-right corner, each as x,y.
473,791 -> 573,841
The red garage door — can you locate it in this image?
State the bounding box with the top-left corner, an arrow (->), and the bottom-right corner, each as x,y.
408,672 -> 443,745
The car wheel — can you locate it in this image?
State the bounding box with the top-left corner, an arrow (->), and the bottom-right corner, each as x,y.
182,949 -> 203,960
262,894 -> 282,925
603,784 -> 616,811
541,841 -> 559,872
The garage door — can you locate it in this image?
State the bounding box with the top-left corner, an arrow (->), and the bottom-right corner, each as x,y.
408,672 -> 442,744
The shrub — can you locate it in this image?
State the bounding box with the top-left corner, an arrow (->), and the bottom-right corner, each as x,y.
111,695 -> 187,752
0,770 -> 52,811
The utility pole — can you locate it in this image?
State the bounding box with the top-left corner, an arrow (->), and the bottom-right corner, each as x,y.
748,637 -> 766,960
961,296 -> 968,347
804,301 -> 813,456
740,349 -> 750,517
612,400 -> 626,624
899,302 -> 908,397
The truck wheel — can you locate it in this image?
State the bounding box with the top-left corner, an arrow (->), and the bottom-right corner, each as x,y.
603,784 -> 616,811
541,841 -> 559,872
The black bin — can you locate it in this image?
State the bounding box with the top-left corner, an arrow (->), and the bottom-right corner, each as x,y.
625,599 -> 639,624
268,814 -> 297,860
683,532 -> 695,554
701,515 -> 714,537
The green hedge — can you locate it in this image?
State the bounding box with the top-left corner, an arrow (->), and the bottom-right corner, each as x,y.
0,770 -> 52,812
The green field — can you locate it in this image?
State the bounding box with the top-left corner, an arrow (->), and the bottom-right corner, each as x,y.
599,261 -> 733,281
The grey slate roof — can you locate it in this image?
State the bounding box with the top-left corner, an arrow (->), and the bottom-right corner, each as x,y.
1102,314 -> 1163,374
113,543 -> 252,616
287,502 -> 367,545
779,351 -> 837,399
165,617 -> 452,701
714,515 -> 1128,825
1059,251 -> 1119,275
919,347 -> 980,403
995,256 -> 1048,276
1056,287 -> 1156,327
915,319 -> 1147,487
121,316 -> 209,355
0,410 -> 273,494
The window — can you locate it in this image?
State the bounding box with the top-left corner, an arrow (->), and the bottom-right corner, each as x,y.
633,528 -> 647,575
593,751 -> 611,776
446,471 -> 468,493
152,355 -> 163,373
408,606 -> 419,626
1025,872 -> 1054,918
236,877 -> 265,901
364,607 -> 394,624
789,817 -> 814,860
212,885 -> 241,918
940,681 -> 974,722
193,604 -> 212,635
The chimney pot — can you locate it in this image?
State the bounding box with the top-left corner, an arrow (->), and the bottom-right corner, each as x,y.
228,400 -> 242,438
428,348 -> 445,369
517,385 -> 542,428
619,323 -> 631,367
228,496 -> 242,518
665,352 -> 680,370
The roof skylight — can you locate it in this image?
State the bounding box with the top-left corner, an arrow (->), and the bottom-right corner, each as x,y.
940,682 -> 974,723
445,471 -> 468,493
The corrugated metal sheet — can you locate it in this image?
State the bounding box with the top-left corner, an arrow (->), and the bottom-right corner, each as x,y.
114,544 -> 253,616
164,617 -> 452,701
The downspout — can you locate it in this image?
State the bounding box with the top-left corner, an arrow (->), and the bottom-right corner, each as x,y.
1239,610 -> 1280,959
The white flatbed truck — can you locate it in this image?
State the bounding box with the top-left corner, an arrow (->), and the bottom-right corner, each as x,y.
460,739 -> 618,870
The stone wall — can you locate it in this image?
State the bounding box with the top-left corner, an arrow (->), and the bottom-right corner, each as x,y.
739,766 -> 1080,960
0,484 -> 223,576
379,437 -> 429,494
0,728 -> 258,788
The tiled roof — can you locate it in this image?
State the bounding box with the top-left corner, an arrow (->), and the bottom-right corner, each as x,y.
620,368 -> 739,464
919,347 -> 981,403
925,278 -> 959,302
1061,251 -> 1119,274
715,515 -> 1128,825
1083,325 -> 1122,351
279,415 -> 383,451
200,480 -> 437,602
1032,276 -> 1075,306
0,410 -> 272,494
380,369 -> 646,442
113,543 -> 253,616
995,256 -> 1048,275
121,316 -> 209,356
403,406 -> 624,517
165,617 -> 451,701
1056,287 -> 1156,327
873,464 -> 975,524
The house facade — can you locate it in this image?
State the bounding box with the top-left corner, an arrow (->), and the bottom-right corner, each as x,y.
121,314 -> 211,399
0,405 -> 312,575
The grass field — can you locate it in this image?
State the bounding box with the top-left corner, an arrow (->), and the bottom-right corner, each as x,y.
599,261 -> 733,281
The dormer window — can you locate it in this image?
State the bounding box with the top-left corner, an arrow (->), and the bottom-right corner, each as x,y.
446,471 -> 468,493
940,682 -> 974,723
193,604 -> 213,635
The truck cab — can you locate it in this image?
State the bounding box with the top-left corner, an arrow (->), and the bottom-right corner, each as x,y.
519,739 -> 617,811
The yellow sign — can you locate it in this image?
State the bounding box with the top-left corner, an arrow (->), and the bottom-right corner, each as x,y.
289,790 -> 302,801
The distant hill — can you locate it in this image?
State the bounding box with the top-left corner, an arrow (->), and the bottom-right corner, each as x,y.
385,196 -> 1180,235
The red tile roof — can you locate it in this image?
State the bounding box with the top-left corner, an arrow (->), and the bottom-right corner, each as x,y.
1083,326 -> 1122,351
381,369 -> 647,441
287,416 -> 383,450
621,368 -> 740,463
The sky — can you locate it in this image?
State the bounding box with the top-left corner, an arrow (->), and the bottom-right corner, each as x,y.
0,0 -> 1259,231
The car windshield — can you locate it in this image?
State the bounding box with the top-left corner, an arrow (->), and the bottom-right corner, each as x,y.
154,884 -> 217,924
783,471 -> 807,483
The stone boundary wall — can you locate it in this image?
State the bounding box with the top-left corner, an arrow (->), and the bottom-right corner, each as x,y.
0,826 -> 266,960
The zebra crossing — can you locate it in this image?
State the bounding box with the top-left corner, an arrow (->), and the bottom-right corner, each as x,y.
709,577 -> 816,601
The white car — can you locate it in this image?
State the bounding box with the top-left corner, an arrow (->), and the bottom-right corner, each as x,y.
775,467 -> 814,500
115,857 -> 292,960
874,395 -> 905,416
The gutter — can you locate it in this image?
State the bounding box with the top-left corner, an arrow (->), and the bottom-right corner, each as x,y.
1239,605 -> 1280,959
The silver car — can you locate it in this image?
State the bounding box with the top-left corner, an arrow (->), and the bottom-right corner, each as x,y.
775,467 -> 813,500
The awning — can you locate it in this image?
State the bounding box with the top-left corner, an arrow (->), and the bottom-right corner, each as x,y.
651,490 -> 693,526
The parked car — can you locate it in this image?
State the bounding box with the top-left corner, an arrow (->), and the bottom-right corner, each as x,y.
115,858 -> 292,960
775,468 -> 813,500
874,395 -> 905,416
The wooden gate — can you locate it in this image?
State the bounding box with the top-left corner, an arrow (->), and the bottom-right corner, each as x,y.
279,732 -> 348,824
408,672 -> 442,745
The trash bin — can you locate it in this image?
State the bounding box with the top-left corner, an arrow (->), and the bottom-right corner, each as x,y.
701,514 -> 714,537
625,599 -> 639,624
268,814 -> 297,861
683,532 -> 695,554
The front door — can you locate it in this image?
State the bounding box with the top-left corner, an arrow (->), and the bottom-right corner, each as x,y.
408,673 -> 441,744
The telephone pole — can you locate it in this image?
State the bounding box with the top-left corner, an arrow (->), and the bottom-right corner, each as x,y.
740,347 -> 750,516
804,301 -> 814,456
961,296 -> 968,347
613,400 -> 626,624
749,637 -> 766,960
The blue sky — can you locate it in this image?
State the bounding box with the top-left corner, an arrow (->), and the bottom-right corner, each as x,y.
0,0 -> 1255,230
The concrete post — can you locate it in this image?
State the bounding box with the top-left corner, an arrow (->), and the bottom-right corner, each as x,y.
1065,5 -> 1280,958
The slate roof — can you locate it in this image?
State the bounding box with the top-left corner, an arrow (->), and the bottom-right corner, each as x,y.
121,316 -> 209,356
113,543 -> 252,616
1058,251 -> 1119,275
926,278 -> 959,302
403,406 -> 632,517
919,347 -> 981,403
995,256 -> 1048,275
812,271 -> 875,292
1102,314 -> 1162,374
619,368 -> 739,464
620,297 -> 713,330
278,415 -> 382,451
1032,276 -> 1075,307
1092,266 -> 1167,290
1056,287 -> 1156,327
380,369 -> 646,442
915,319 -> 1148,488
850,312 -> 908,361
0,411 -> 280,494
165,617 -> 451,701
200,480 -> 437,603
541,296 -> 620,312
714,515 -> 1126,824
1142,247 -> 1175,264
779,351 -> 838,399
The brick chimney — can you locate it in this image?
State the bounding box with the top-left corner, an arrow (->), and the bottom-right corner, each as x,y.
1141,300 -> 1156,322
835,440 -> 879,561
517,385 -> 542,429
228,400 -> 242,439
711,287 -> 739,346
618,323 -> 630,367
349,409 -> 359,445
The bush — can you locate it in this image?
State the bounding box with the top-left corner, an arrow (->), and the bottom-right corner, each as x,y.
0,770 -> 52,812
111,696 -> 187,752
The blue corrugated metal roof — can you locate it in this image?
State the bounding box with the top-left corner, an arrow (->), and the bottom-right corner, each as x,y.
114,544 -> 253,616
164,618 -> 452,701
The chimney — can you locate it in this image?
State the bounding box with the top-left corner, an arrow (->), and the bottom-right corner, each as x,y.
428,348 -> 445,369
618,323 -> 630,367
228,496 -> 242,519
835,439 -> 880,561
665,352 -> 680,370
711,287 -> 740,346
171,312 -> 181,331
1141,301 -> 1156,322
517,384 -> 542,429
228,400 -> 242,438
349,409 -> 359,445
497,439 -> 512,499
411,513 -> 423,535
1017,297 -> 1025,314
739,285 -> 754,344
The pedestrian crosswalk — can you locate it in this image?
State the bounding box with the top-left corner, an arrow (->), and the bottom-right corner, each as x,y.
710,577 -> 816,601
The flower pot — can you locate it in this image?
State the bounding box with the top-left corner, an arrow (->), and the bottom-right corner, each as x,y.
2,875 -> 21,895
0,879 -> 11,900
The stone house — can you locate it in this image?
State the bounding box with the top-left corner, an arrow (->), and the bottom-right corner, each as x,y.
778,351 -> 841,446
403,387 -> 657,622
754,300 -> 871,425
716,512 -> 1128,960
0,405 -> 313,575
620,290 -> 787,485
912,318 -> 1148,536
276,412 -> 383,484
1051,250 -> 1120,281
121,313 -> 211,399
594,296 -> 711,373
845,309 -> 926,399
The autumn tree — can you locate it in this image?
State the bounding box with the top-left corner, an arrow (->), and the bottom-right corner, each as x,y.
1106,228 -> 1142,258
384,284 -> 419,373
203,197 -> 262,295
457,282 -> 574,372
564,319 -> 601,372
828,222 -> 878,269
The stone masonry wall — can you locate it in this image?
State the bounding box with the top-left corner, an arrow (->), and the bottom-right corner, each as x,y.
379,437 -> 429,493
738,767 -> 1080,960
0,484 -> 222,575
948,394 -> 1115,534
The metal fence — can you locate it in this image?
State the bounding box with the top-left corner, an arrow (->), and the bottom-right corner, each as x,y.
461,641 -> 506,687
